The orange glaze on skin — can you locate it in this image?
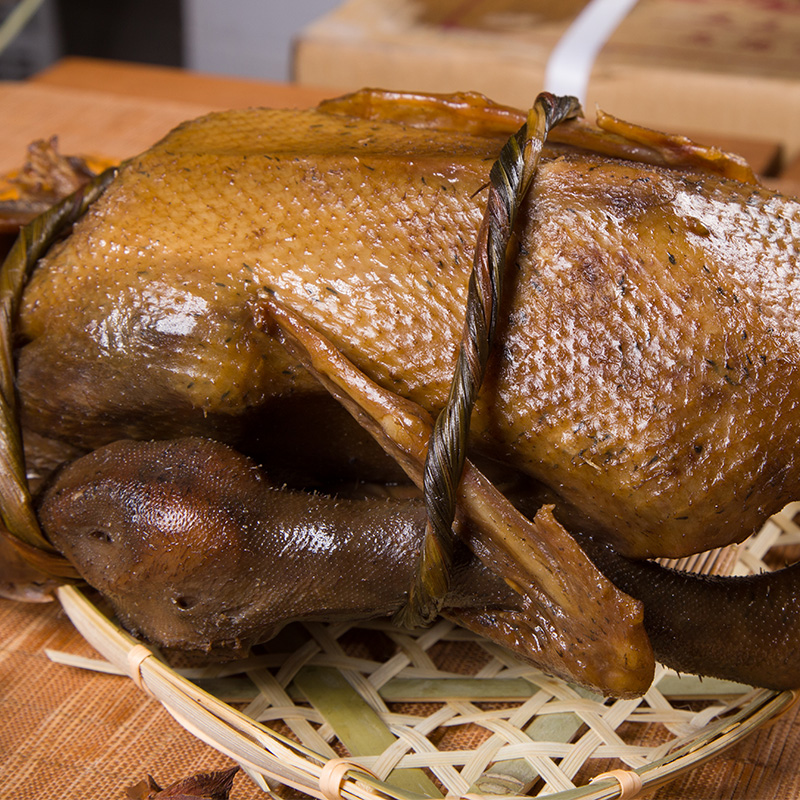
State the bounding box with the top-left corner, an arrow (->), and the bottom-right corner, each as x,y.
16,105 -> 800,560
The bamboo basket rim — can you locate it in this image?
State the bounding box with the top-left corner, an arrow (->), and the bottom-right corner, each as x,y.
51,506 -> 800,800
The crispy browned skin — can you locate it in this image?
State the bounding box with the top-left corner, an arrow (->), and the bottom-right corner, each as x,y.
17,106 -> 800,559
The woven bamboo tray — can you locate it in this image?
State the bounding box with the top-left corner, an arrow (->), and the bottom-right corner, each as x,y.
48,503 -> 800,800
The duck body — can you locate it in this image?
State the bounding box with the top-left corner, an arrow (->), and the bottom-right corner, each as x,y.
16,99 -> 800,559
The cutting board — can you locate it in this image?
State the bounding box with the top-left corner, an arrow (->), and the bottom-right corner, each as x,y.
0,82 -> 226,171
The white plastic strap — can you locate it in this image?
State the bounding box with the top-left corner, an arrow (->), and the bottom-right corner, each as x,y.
545,0 -> 640,103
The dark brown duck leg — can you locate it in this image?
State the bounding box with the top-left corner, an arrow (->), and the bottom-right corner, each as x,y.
38,436 -> 800,693
576,535 -> 800,691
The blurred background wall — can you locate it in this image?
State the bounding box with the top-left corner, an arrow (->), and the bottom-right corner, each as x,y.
184,0 -> 340,81
0,0 -> 341,80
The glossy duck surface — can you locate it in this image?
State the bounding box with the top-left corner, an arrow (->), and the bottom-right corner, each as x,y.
16,99 -> 800,560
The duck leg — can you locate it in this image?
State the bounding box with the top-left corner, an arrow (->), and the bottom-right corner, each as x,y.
577,535 -> 800,691
258,294 -> 654,697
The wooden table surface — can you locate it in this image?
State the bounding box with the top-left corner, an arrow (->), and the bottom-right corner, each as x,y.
0,57 -> 337,173
1,57 -> 800,800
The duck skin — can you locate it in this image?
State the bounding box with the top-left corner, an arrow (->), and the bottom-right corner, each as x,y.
15,91 -> 800,562
6,90 -> 800,696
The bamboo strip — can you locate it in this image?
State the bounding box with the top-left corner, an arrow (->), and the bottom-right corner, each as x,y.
469,685 -> 601,795
294,665 -> 442,798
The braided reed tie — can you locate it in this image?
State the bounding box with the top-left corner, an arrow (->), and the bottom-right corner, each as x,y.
396,93 -> 582,629
0,169 -> 116,570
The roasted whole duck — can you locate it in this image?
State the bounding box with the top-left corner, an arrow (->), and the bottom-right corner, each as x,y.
4,89 -> 800,697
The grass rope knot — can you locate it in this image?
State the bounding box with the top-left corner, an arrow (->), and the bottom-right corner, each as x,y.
395,93 -> 582,630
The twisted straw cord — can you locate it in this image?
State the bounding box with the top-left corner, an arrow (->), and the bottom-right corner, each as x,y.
396,93 -> 581,629
0,168 -> 116,559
